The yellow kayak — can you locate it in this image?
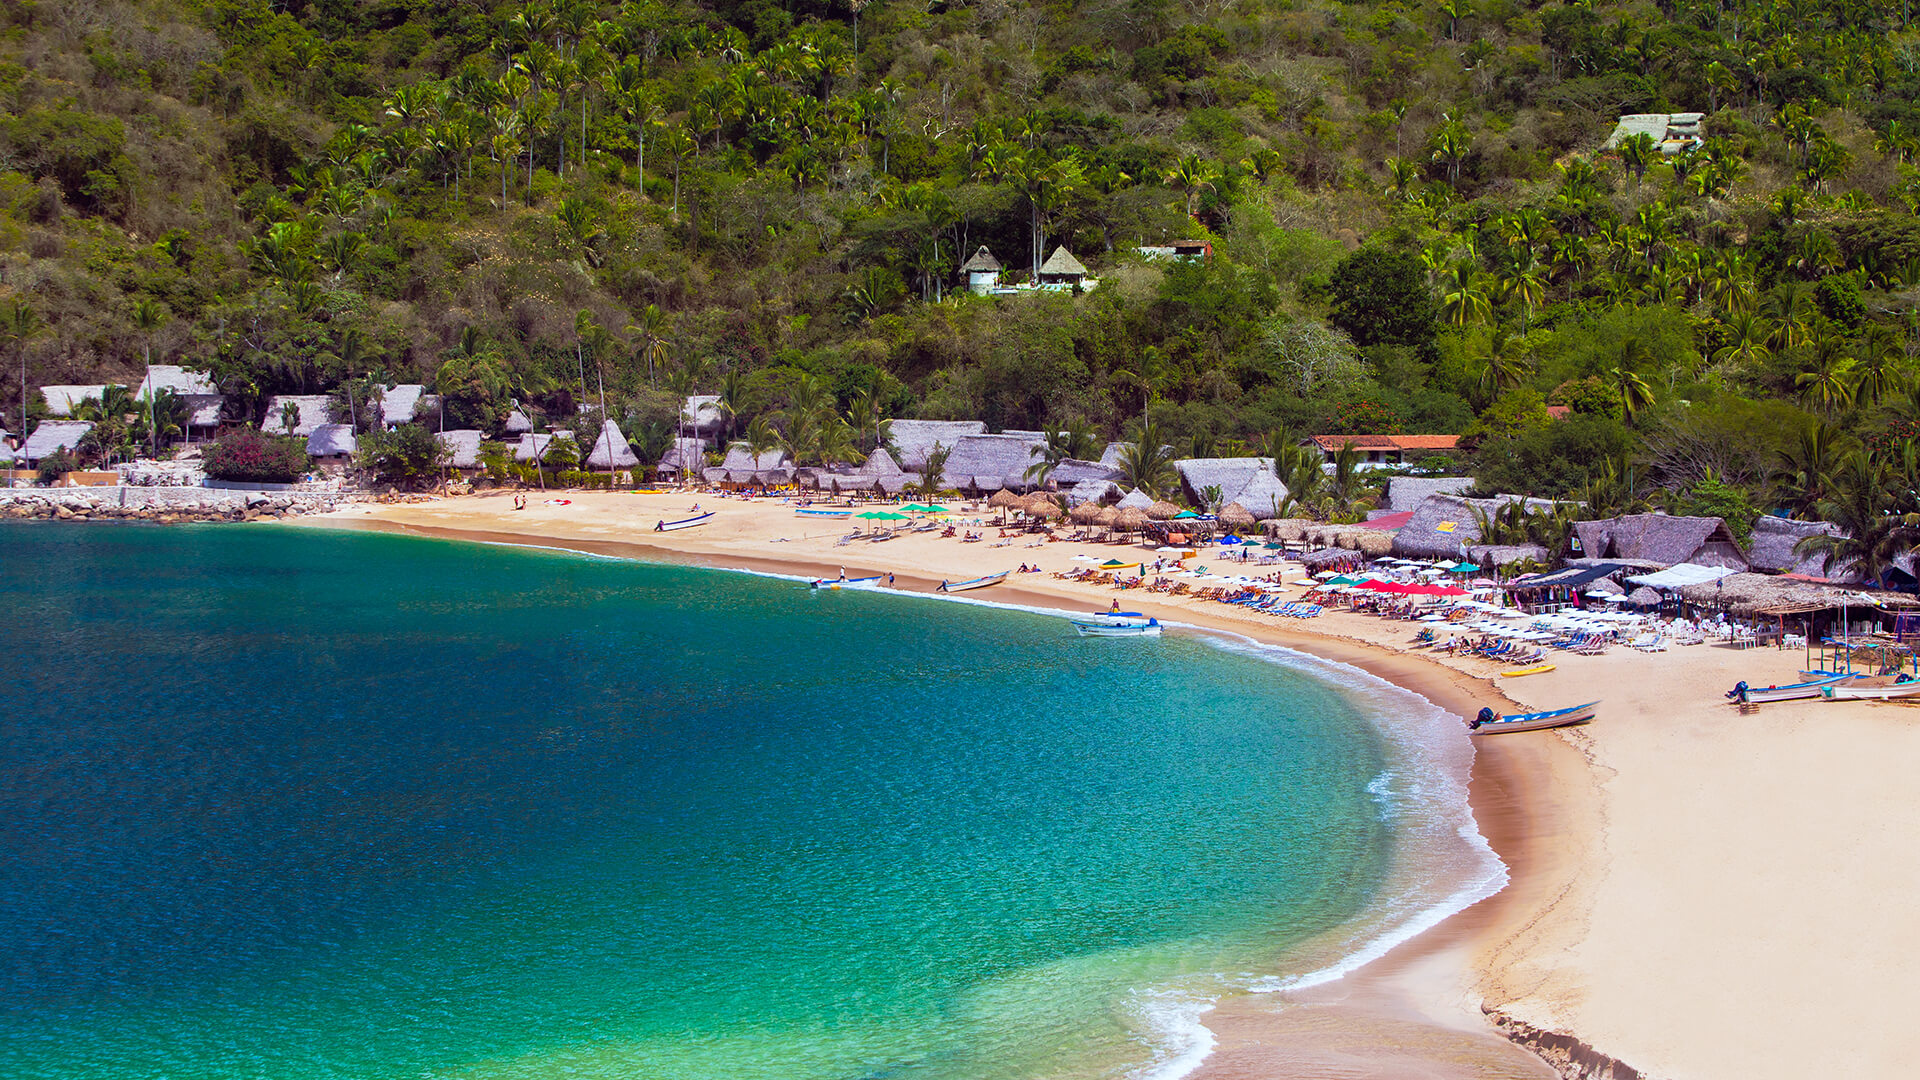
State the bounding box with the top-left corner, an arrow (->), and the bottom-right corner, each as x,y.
1500,664 -> 1557,677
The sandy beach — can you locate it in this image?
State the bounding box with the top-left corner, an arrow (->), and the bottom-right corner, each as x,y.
299,490 -> 1920,1079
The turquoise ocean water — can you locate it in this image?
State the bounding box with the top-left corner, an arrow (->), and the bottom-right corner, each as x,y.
0,522 -> 1500,1079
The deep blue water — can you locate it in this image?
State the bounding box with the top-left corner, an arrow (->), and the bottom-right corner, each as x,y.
0,522 -> 1392,1079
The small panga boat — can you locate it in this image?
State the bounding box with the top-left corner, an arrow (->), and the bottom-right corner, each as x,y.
1500,663 -> 1556,677
1821,677 -> 1920,701
938,572 -> 1007,593
1469,701 -> 1599,735
811,575 -> 883,590
1727,673 -> 1858,704
1085,611 -> 1156,628
796,508 -> 852,519
654,511 -> 714,532
1071,618 -> 1161,637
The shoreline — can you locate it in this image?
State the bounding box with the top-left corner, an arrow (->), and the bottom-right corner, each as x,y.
296,502 -> 1589,1078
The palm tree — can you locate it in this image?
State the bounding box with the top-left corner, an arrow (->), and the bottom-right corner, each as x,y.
628,304 -> 671,388
1439,262 -> 1492,326
1429,118 -> 1470,186
1163,154 -> 1221,218
1616,132 -> 1657,189
1117,421 -> 1178,497
132,298 -> 168,457
1478,328 -> 1534,397
1772,418 -> 1850,516
1712,313 -> 1773,370
1611,338 -> 1656,428
3,297 -> 41,438
279,398 -> 303,436
1793,452 -> 1920,586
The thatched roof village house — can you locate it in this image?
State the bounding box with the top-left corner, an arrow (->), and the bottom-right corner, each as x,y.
653,436 -> 710,477
378,385 -> 439,428
22,420 -> 92,463
138,366 -> 224,430
943,432 -> 1048,492
1174,458 -> 1276,509
1115,488 -> 1154,510
307,424 -> 358,460
1391,493 -> 1559,560
1065,478 -> 1121,506
585,421 -> 638,471
886,420 -> 986,471
39,385 -> 109,417
1037,246 -> 1089,289
505,407 -> 533,434
1383,476 -> 1475,512
1305,434 -> 1461,467
435,429 -> 485,471
682,395 -> 726,434
1570,514 -> 1747,571
259,396 -> 336,437
513,430 -> 573,464
1746,516 -> 1854,581
706,446 -> 794,485
1048,458 -> 1124,488
958,247 -> 1002,294
1098,442 -> 1130,468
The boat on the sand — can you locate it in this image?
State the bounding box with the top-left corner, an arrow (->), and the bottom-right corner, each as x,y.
654,511 -> 714,532
938,572 -> 1006,593
1821,678 -> 1920,701
1469,701 -> 1598,735
1500,663 -> 1556,677
1727,673 -> 1859,704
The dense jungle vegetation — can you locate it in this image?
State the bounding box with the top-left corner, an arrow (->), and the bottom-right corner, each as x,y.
7,0 -> 1920,548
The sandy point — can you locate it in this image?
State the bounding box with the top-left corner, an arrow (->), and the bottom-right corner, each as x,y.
298,490 -> 1920,1079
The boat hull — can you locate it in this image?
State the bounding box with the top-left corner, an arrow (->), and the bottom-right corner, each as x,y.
812,576 -> 883,590
655,512 -> 715,532
796,509 -> 852,519
1470,701 -> 1598,735
1072,621 -> 1161,637
1500,664 -> 1556,677
1822,682 -> 1920,701
1085,612 -> 1156,628
939,572 -> 1007,593
1736,674 -> 1856,703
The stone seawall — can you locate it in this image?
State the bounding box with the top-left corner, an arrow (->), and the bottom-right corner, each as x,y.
1,486 -> 358,523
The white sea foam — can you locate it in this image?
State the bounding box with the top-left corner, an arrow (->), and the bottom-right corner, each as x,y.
1122,987 -> 1218,1080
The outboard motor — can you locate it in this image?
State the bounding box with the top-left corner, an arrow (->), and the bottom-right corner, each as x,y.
1473,707 -> 1496,729
1726,681 -> 1749,701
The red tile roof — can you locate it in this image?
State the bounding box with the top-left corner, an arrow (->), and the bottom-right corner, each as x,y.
1309,434 -> 1460,452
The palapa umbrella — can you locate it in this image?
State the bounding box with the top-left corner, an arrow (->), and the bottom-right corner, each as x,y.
1026,498 -> 1062,520
1070,501 -> 1105,524
1217,503 -> 1256,530
1145,500 -> 1181,520
1625,586 -> 1664,607
1113,507 -> 1150,532
1094,505 -> 1120,527
987,488 -> 1022,523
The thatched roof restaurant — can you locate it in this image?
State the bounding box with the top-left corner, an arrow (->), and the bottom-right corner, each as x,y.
378,385 -> 438,427
513,430 -> 573,463
1391,494 -> 1560,561
1676,573 -> 1920,618
139,365 -> 223,427
1115,488 -> 1154,510
436,429 -> 485,470
1746,516 -> 1854,581
944,433 -> 1048,492
1300,547 -> 1362,570
1383,476 -> 1476,512
1571,514 -> 1747,570
39,385 -> 108,418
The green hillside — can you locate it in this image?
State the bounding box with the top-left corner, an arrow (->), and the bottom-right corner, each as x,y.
5,0 -> 1920,550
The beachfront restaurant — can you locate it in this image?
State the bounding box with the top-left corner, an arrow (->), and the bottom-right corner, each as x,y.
1503,563 -> 1634,613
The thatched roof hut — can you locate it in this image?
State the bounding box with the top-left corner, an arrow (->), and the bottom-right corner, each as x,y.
1038,245 -> 1089,283
40,384 -> 108,418
682,394 -> 725,433
1341,530 -> 1396,558
1218,503 -> 1256,529
139,366 -> 222,428
1674,573 -> 1920,617
1300,547 -> 1361,569
436,429 -> 485,470
1116,488 -> 1154,510
863,447 -> 904,477
513,430 -> 574,463
1146,500 -> 1181,520
1174,457 -> 1275,510
988,489 -> 1023,511
1263,518 -> 1313,541
946,433 -> 1048,492
307,423 -> 357,459
23,420 -> 92,463
1095,505 -> 1120,527
1026,497 -> 1062,519
584,421 -> 639,470
260,395 -> 335,437
1746,516 -> 1853,580
1383,476 -> 1476,512
1071,501 -> 1105,524
654,436 -> 709,475
886,420 -> 987,470
1114,507 -> 1150,532
1465,543 -> 1550,568
1572,514 -> 1747,570
718,444 -> 793,480
505,407 -> 533,434
1066,478 -> 1121,506
378,385 -> 435,427
1391,494 -> 1560,561
1230,470 -> 1290,519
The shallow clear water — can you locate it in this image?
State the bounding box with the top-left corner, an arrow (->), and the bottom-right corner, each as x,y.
0,522 -> 1403,1079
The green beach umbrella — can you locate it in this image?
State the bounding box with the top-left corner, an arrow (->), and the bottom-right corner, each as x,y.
1453,562 -> 1481,573
1172,510 -> 1200,519
856,510 -> 888,519
875,511 -> 910,521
